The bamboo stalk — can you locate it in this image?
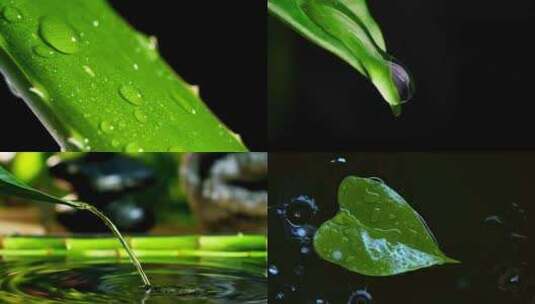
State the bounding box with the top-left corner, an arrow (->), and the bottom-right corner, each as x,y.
0,234 -> 266,252
0,249 -> 267,259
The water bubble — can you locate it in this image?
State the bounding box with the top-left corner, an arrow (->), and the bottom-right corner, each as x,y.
125,142 -> 144,152
2,6 -> 22,23
348,289 -> 372,304
286,195 -> 319,225
33,45 -> 56,58
119,84 -> 143,106
134,109 -> 148,123
99,121 -> 114,133
388,60 -> 414,104
268,264 -> 279,276
39,16 -> 81,54
170,90 -> 197,114
330,157 -> 347,164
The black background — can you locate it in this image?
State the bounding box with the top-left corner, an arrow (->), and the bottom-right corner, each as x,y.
0,0 -> 266,151
268,0 -> 535,150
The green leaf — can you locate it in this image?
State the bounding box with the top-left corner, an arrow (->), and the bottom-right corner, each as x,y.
313,176 -> 458,276
0,165 -> 81,208
0,0 -> 247,151
268,0 -> 412,116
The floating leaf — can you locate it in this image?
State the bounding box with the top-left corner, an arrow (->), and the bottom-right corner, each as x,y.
0,165 -> 81,208
313,176 -> 458,276
268,0 -> 413,115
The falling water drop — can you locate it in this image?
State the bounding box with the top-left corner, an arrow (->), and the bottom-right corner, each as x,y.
39,16 -> 81,54
388,60 -> 414,104
2,6 -> 22,23
119,84 -> 143,106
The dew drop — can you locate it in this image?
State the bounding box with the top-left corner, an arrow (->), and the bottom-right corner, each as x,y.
331,250 -> 343,261
92,20 -> 99,27
119,84 -> 143,106
39,16 -> 81,54
111,139 -> 120,148
388,60 -> 414,104
83,65 -> 95,77
125,142 -> 144,152
134,109 -> 148,123
2,6 -> 23,23
99,121 -> 114,133
170,90 -> 197,114
33,45 -> 56,58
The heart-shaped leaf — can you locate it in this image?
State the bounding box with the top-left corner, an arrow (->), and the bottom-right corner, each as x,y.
268,0 -> 413,116
0,165 -> 81,208
313,176 -> 458,276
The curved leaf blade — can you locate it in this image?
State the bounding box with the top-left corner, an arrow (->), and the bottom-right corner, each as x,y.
268,0 -> 410,115
313,176 -> 458,276
0,165 -> 79,208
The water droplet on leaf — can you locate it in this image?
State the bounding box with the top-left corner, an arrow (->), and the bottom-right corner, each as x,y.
125,142 -> 144,152
2,6 -> 23,23
99,121 -> 114,133
119,84 -> 143,106
134,109 -> 148,123
33,45 -> 56,58
170,90 -> 197,114
39,16 -> 81,54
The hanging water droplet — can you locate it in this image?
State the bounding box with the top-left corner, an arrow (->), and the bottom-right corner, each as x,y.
39,16 -> 81,54
33,45 -> 56,58
170,90 -> 197,114
125,142 -> 144,152
119,84 -> 143,106
268,264 -> 279,276
388,60 -> 414,104
134,109 -> 148,123
99,121 -> 114,133
2,6 -> 23,23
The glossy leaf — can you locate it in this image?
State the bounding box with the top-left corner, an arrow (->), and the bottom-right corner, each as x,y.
0,0 -> 247,151
0,165 -> 81,208
268,0 -> 413,115
313,176 -> 458,276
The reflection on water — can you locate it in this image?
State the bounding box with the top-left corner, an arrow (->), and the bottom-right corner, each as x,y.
0,258 -> 266,303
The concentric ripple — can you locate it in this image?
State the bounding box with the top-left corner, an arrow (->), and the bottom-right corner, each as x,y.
0,259 -> 266,303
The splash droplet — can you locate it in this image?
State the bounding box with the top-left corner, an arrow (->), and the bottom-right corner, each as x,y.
119,84 -> 143,106
39,16 -> 80,54
170,90 -> 197,114
2,6 -> 22,23
125,142 -> 144,152
33,45 -> 56,58
99,121 -> 114,133
134,109 -> 148,123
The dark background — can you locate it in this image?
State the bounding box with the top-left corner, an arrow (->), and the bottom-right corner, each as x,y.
268,0 -> 535,150
1,1 -> 266,151
269,152 -> 535,303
